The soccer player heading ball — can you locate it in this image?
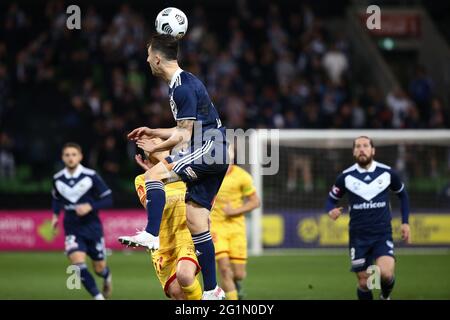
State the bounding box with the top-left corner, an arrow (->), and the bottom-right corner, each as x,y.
118,20 -> 228,299
326,136 -> 411,300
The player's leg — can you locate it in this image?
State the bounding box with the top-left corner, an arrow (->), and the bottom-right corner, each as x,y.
167,279 -> 186,300
229,229 -> 248,299
92,259 -> 112,299
68,250 -> 104,300
376,256 -> 395,300
185,201 -> 224,299
373,235 -> 396,300
143,160 -> 177,235
212,228 -> 236,299
349,236 -> 373,300
217,257 -> 237,300
355,270 -> 372,300
176,259 -> 202,300
170,141 -> 229,299
231,263 -> 247,299
118,160 -> 179,249
87,236 -> 112,298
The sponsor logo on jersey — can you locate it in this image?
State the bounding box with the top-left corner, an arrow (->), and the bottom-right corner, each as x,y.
352,201 -> 387,210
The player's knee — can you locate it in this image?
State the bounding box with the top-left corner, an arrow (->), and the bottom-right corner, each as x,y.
357,277 -> 369,290
233,268 -> 246,281
218,264 -> 234,281
186,214 -> 208,234
176,268 -> 195,287
380,269 -> 394,282
169,285 -> 185,300
93,264 -> 105,275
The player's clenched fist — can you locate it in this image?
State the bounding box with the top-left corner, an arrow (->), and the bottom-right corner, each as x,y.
401,223 -> 411,244
328,207 -> 343,220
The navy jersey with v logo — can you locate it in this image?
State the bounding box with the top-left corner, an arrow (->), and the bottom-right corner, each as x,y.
329,161 -> 404,234
52,164 -> 112,236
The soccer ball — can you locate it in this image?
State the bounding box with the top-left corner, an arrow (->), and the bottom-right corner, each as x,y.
155,7 -> 188,39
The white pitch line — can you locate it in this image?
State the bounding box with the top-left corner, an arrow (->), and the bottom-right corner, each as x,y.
251,248 -> 450,257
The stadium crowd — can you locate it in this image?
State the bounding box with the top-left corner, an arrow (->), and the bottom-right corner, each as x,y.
0,0 -> 448,186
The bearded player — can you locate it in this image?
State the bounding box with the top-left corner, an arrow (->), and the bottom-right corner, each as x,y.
326,136 -> 411,300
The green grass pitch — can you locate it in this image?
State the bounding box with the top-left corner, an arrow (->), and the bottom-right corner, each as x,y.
1,249 -> 449,299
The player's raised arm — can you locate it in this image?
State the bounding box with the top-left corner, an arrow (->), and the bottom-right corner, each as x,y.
128,126 -> 177,140
150,127 -> 177,140
127,126 -> 154,141
137,120 -> 193,154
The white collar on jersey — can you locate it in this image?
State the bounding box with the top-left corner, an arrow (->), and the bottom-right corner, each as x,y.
169,68 -> 183,88
63,164 -> 84,179
355,161 -> 377,173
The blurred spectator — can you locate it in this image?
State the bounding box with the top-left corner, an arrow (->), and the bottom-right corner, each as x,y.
429,98 -> 447,128
97,135 -> 120,191
386,88 -> 414,128
287,154 -> 313,193
0,1 -> 446,187
322,43 -> 348,85
409,65 -> 433,123
0,132 -> 15,179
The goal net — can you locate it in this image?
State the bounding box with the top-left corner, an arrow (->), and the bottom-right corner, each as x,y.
246,130 -> 450,255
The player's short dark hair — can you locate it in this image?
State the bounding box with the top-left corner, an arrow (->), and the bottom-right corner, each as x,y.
353,136 -> 374,148
149,33 -> 179,61
62,142 -> 82,153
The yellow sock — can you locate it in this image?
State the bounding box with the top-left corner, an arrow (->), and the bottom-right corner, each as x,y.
181,279 -> 202,300
226,290 -> 238,300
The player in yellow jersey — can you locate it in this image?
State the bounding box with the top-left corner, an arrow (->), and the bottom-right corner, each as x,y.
210,146 -> 260,300
132,142 -> 203,300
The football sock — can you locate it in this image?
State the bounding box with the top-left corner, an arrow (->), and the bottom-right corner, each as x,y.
192,231 -> 217,291
144,180 -> 165,236
226,290 -> 238,300
381,276 -> 395,299
76,263 -> 100,297
235,280 -> 245,299
181,278 -> 202,300
357,287 -> 373,300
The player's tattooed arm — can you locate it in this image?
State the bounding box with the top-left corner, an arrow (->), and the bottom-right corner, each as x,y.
136,120 -> 193,154
150,127 -> 177,140
171,119 -> 193,153
176,119 -> 194,142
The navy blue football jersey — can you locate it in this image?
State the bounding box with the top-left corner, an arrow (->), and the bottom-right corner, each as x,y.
168,68 -> 225,145
52,164 -> 112,236
329,161 -> 404,235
